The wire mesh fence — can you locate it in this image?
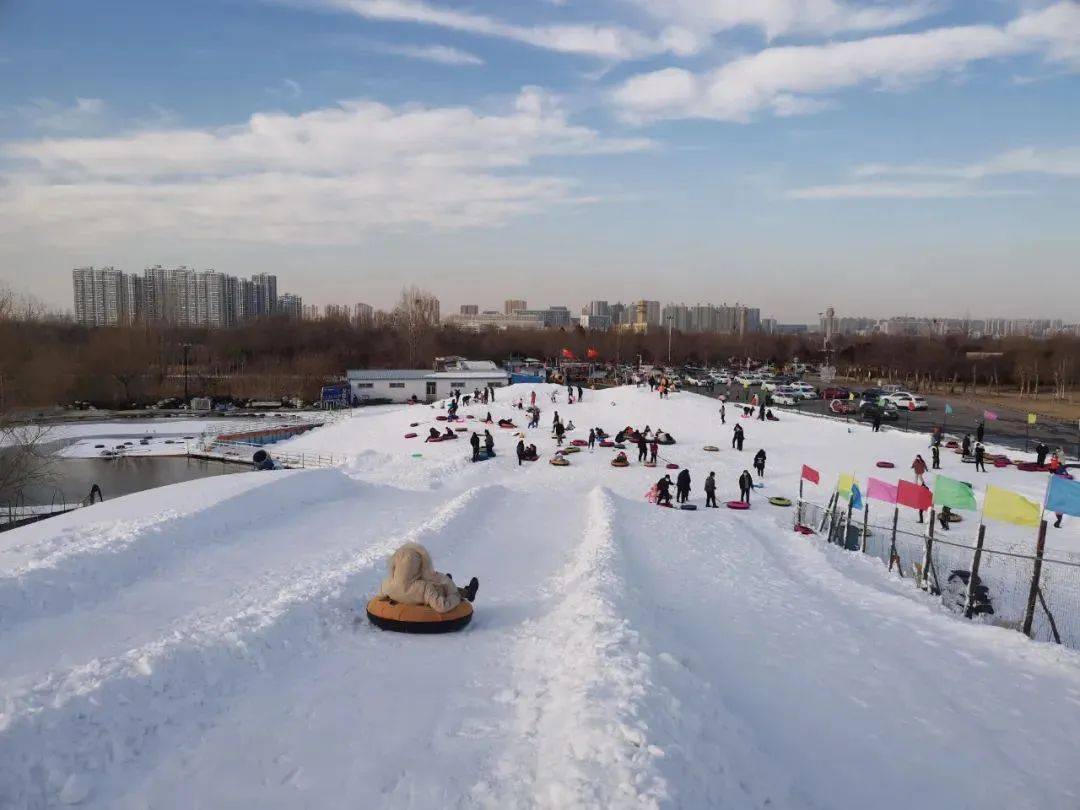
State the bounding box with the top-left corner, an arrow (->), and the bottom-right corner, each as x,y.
798,498 -> 1080,650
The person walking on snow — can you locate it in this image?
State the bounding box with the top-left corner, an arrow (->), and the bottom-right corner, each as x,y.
637,434 -> 648,462
872,412 -> 882,433
649,437 -> 659,465
931,444 -> 940,470
974,443 -> 987,472
961,434 -> 972,458
753,449 -> 766,478
738,470 -> 754,504
720,401 -> 726,425
704,472 -> 718,508
484,429 -> 495,457
588,428 -> 597,449
577,384 -> 583,402
758,400 -> 766,421
976,420 -> 985,444
470,432 -> 481,462
911,454 -> 928,484
676,468 -> 691,504
733,424 -> 745,451
656,475 -> 673,506
530,390 -> 536,407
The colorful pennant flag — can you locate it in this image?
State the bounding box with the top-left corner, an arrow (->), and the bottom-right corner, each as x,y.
897,480 -> 932,511
838,473 -> 855,498
983,485 -> 1042,528
1027,412 -> 1037,425
867,477 -> 898,504
933,475 -> 978,511
1047,475 -> 1080,518
944,403 -> 954,415
801,465 -> 820,485
850,482 -> 864,510
983,410 -> 998,421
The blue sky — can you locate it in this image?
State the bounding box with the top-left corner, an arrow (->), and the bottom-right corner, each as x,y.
1,0 -> 1078,322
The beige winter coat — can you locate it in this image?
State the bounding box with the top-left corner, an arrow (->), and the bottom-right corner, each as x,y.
377,542 -> 461,614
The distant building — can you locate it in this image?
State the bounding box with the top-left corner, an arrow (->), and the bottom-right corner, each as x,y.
459,304 -> 479,316
324,304 -> 349,320
346,363 -> 509,404
444,311 -> 544,332
504,299 -> 527,315
277,293 -> 302,319
72,266 -> 140,326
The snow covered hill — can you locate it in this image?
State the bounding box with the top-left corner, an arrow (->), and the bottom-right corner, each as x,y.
3,384 -> 1080,808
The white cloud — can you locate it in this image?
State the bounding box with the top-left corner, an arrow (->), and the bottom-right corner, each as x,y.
612,2 -> 1080,123
854,147 -> 1080,180
784,181 -> 1021,199
376,43 -> 484,65
0,88 -> 651,245
17,97 -> 107,131
629,0 -> 937,40
329,0 -> 704,58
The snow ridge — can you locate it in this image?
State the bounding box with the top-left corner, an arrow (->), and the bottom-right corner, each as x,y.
480,486 -> 669,809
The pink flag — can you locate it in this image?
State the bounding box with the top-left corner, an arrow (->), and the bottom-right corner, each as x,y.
867,477 -> 898,504
983,410 -> 998,421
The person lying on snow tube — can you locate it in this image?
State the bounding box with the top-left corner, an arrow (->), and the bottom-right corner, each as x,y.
369,543 -> 478,632
443,427 -> 459,440
425,428 -> 442,442
611,451 -> 630,467
766,409 -> 778,421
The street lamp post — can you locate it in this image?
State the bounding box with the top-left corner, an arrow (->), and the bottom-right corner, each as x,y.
667,316 -> 674,366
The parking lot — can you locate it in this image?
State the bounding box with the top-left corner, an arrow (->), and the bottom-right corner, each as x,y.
686,377 -> 1080,460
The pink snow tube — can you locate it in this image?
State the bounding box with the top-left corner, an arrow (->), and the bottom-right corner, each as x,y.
726,501 -> 750,510
666,463 -> 680,470
876,461 -> 895,469
571,439 -> 588,447
404,433 -> 418,439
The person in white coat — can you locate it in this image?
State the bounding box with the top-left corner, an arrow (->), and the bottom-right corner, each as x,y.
377,543 -> 478,613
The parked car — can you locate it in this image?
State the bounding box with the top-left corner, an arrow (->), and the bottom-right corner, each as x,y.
881,384 -> 904,394
789,382 -> 818,399
887,392 -> 929,411
771,389 -> 799,406
822,386 -> 850,400
860,402 -> 900,421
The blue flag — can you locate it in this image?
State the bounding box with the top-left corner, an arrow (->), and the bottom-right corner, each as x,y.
1047,475 -> 1080,518
944,403 -> 954,415
850,482 -> 863,510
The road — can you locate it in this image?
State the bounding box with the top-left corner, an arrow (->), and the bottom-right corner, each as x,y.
690,379 -> 1080,460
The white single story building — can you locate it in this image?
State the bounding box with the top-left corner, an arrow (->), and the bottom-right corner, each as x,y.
346,365 -> 510,404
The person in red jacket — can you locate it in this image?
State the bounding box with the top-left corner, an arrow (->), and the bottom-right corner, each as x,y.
911,454 -> 928,485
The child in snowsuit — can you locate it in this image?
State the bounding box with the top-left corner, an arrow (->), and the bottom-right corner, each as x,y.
753,449 -> 766,478
911,455 -> 927,484
649,438 -> 659,464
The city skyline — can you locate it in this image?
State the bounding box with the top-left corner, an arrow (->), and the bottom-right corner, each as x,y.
1,2 -> 1078,320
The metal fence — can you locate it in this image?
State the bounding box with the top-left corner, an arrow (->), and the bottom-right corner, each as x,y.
796,497 -> 1080,650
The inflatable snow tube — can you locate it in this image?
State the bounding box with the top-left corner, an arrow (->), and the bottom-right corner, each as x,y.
562,446 -> 581,454
703,445 -> 719,452
436,416 -> 448,421
1017,462 -> 1048,472
643,461 -> 657,468
549,457 -> 569,466
366,597 -> 473,634
426,436 -> 443,443
611,459 -> 630,468
946,512 -> 963,523
498,421 -> 517,429
768,497 -> 792,507
600,440 -> 615,448
994,458 -> 1010,468
945,440 -> 959,449
455,427 -> 467,432
657,438 -> 675,446
680,504 -> 697,511
666,463 -> 680,470
794,524 -> 815,535
614,443 -> 627,450
410,422 -> 419,427
876,461 -> 895,469
571,439 -> 588,447
404,433 -> 418,439
726,500 -> 750,510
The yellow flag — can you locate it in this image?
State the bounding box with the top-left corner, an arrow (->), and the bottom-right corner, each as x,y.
1027,413 -> 1037,425
837,473 -> 854,497
984,485 -> 1041,528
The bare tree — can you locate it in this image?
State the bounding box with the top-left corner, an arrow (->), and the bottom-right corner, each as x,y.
0,415 -> 54,506
393,285 -> 440,367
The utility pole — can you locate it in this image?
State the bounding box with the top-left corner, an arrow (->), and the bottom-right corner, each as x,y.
667,316 -> 674,365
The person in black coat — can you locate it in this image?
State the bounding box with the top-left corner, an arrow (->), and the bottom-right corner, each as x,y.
733,424 -> 745,451
484,429 -> 495,457
931,444 -> 940,470
470,432 -> 481,462
753,449 -> 766,478
704,472 -> 717,508
961,434 -> 972,458
758,400 -> 766,421
637,434 -> 648,462
1036,443 -> 1050,466
676,469 -> 691,504
588,428 -> 596,449
976,420 -> 985,443
872,412 -> 882,432
738,470 -> 753,503
656,475 -> 673,506
516,439 -> 526,466
974,442 -> 986,472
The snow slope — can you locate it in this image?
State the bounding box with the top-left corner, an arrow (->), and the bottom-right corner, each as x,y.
2,384 -> 1080,808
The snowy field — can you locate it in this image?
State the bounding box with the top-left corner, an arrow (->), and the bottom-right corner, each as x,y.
3,384 -> 1080,808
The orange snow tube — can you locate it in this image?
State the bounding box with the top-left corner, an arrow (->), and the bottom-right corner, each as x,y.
365,597 -> 473,634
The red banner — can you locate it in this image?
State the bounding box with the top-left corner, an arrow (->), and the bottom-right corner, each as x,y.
896,479 -> 932,511
586,348 -> 599,360
801,465 -> 820,485
561,348 -> 576,360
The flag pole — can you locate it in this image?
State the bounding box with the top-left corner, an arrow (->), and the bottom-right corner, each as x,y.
964,486 -> 990,619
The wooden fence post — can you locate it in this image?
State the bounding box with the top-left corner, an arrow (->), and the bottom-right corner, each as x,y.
796,478 -> 804,528
1022,520 -> 1049,637
921,509 -> 937,594
964,524 -> 987,619
887,506 -> 900,572
861,503 -> 869,553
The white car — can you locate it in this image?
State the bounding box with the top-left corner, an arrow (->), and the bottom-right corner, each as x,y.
888,392 -> 928,410
789,383 -> 818,399
711,372 -> 732,385
734,374 -> 760,386
771,389 -> 799,405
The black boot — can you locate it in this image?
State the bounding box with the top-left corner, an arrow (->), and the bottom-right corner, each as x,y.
461,577 -> 479,602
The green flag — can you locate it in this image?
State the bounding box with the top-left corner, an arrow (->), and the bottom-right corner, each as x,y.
933,475 -> 977,511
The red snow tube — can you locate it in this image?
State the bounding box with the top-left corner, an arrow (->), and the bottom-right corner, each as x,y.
611,459 -> 629,468
436,416 -> 448,421
994,458 -> 1009,468
600,440 -> 614,448
498,421 -> 516,429
1017,462 -> 1048,472
366,597 -> 473,634
946,440 -> 959,448
795,524 -> 814,535
404,433 -> 418,439
571,439 -> 588,447
876,461 -> 895,468
726,500 -> 750,510
666,463 -> 680,470
643,461 -> 657,468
